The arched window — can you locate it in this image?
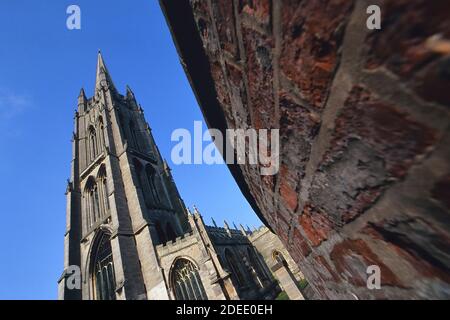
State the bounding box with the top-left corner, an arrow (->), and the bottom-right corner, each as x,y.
166,223 -> 177,242
98,117 -> 106,151
145,165 -> 160,205
93,184 -> 100,221
247,247 -> 269,285
129,121 -> 140,151
92,233 -> 116,300
88,126 -> 98,161
171,259 -> 207,300
134,159 -> 152,208
97,165 -> 109,216
273,250 -> 287,267
84,176 -> 100,230
224,249 -> 245,287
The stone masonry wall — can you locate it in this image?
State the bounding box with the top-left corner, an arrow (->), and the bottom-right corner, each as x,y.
186,0 -> 450,299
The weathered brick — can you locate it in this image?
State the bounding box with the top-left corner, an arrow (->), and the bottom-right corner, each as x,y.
291,227 -> 312,259
190,0 -> 210,17
330,239 -> 403,287
365,217 -> 450,284
298,204 -> 332,247
165,0 -> 450,300
365,0 -> 450,107
314,255 -> 341,283
431,174 -> 450,210
278,94 -> 320,212
240,0 -> 271,28
242,27 -> 275,129
414,57 -> 450,107
309,86 -> 437,225
329,86 -> 437,178
280,0 -> 354,108
211,0 -> 240,57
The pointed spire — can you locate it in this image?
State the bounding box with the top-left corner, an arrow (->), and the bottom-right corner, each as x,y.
223,220 -> 231,236
95,50 -> 116,92
78,88 -> 87,112
126,85 -> 135,100
193,205 -> 200,216
211,217 -> 218,228
233,222 -> 238,230
239,224 -> 247,236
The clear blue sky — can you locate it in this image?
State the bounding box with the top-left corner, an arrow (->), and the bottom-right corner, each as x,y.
0,0 -> 262,300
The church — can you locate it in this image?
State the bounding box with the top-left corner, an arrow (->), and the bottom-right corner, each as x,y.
57,52 -> 306,300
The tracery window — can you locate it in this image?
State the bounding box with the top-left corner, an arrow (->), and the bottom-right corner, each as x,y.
129,121 -> 140,151
84,177 -> 101,230
134,159 -> 162,208
97,165 -> 110,215
92,233 -> 116,300
88,126 -> 98,161
225,249 -> 245,287
98,117 -> 106,151
145,164 -> 160,205
84,168 -> 110,232
171,259 -> 207,300
247,247 -> 269,286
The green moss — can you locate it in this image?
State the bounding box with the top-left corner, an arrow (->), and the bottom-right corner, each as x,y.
275,291 -> 290,300
298,278 -> 308,290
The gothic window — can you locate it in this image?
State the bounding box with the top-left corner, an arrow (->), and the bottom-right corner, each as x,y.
98,117 -> 106,151
129,121 -> 140,151
102,178 -> 109,212
134,160 -> 151,208
171,259 -> 207,300
93,185 -> 100,221
224,249 -> 245,287
247,247 -> 269,285
145,165 -> 160,205
273,250 -> 287,267
84,177 -> 97,230
97,165 -> 110,215
88,126 -> 98,161
92,233 -> 116,300
84,176 -> 103,231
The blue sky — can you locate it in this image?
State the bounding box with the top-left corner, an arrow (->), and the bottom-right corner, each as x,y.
0,1 -> 262,300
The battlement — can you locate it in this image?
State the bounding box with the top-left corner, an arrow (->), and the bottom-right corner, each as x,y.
247,226 -> 269,242
155,231 -> 198,257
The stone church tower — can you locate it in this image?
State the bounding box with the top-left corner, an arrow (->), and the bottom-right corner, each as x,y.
58,52 -> 306,301
59,52 -> 192,300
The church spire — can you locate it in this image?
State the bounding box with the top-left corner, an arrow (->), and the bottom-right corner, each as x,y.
95,50 -> 116,92
77,88 -> 87,112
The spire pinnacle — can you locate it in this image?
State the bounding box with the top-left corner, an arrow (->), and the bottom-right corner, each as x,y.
78,88 -> 87,112
95,51 -> 115,92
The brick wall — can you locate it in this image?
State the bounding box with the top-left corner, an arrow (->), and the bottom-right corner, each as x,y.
161,0 -> 450,299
